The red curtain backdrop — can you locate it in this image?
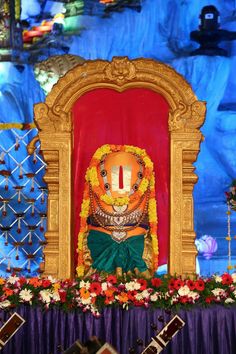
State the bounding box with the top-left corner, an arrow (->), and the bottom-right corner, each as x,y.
72,88 -> 169,268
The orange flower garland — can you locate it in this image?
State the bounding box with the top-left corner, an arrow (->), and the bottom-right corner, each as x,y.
76,144 -> 158,276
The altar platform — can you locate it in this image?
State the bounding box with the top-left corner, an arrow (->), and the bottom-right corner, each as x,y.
1,305 -> 236,354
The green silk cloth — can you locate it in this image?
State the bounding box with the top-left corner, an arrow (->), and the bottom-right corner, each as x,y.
87,230 -> 148,273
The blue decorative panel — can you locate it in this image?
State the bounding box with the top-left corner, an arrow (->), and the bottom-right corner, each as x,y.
0,128 -> 47,276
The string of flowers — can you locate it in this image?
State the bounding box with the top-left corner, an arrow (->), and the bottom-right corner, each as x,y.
1,273 -> 236,316
77,144 -> 158,276
225,180 -> 236,271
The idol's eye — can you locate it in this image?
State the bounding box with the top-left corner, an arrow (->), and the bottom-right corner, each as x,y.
138,172 -> 143,179
104,183 -> 110,191
100,170 -> 107,177
133,184 -> 138,191
138,158 -> 144,165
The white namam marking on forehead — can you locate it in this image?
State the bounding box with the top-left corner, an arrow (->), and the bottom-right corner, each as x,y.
111,165 -> 131,194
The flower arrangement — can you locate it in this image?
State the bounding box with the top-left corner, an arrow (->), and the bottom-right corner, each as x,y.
225,180 -> 236,211
77,144 -> 158,276
1,273 -> 236,316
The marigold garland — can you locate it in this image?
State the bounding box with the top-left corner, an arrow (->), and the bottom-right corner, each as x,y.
77,144 -> 158,276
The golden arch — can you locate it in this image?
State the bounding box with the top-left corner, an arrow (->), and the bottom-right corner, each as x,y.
33,57 -> 206,278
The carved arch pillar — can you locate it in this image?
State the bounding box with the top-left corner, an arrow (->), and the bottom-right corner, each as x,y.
33,57 -> 206,278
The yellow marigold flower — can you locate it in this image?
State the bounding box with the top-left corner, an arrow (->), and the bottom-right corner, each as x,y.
0,278 -> 5,285
101,194 -> 114,205
80,199 -> 90,218
227,265 -> 233,270
101,194 -> 129,206
151,234 -> 158,253
117,292 -> 129,303
143,156 -> 153,169
93,144 -> 111,160
78,232 -> 85,250
148,198 -> 157,223
115,196 -> 129,206
150,173 -> 155,189
138,178 -> 149,194
86,167 -> 99,186
125,145 -> 145,157
80,287 -> 90,299
76,265 -> 84,277
53,282 -> 61,291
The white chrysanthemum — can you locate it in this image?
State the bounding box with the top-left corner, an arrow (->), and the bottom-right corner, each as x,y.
141,290 -> 150,298
90,292 -> 97,298
212,288 -> 226,297
213,275 -> 222,283
7,275 -> 19,284
188,291 -> 199,300
150,294 -> 158,302
125,281 -> 141,291
47,275 -> 57,284
51,291 -> 60,302
19,289 -> 33,302
101,282 -> 108,291
0,300 -> 11,309
39,290 -> 52,304
81,297 -> 91,305
178,285 -> 190,296
225,298 -> 234,304
231,273 -> 236,283
79,280 -> 90,290
170,295 -> 179,305
135,293 -> 143,301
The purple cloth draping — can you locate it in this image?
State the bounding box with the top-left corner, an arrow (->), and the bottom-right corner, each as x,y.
1,306 -> 236,354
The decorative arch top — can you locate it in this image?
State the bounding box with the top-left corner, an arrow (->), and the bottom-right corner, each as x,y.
34,57 -> 206,134
32,56 -> 206,278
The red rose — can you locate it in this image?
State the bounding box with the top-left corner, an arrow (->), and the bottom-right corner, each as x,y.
59,290 -> 67,303
180,296 -> 188,304
134,300 -> 144,307
18,277 -> 27,286
106,275 -> 117,285
168,278 -> 176,290
151,278 -> 162,288
127,290 -> 137,301
222,273 -> 233,285
205,296 -> 214,304
105,295 -> 115,304
174,279 -> 184,290
90,282 -> 102,295
195,279 -> 205,291
137,279 -> 147,291
186,279 -> 195,291
42,279 -> 51,288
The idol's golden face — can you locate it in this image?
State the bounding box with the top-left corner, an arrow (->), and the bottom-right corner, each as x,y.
98,151 -> 141,198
